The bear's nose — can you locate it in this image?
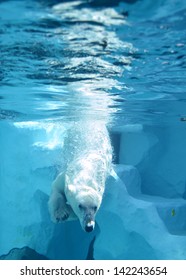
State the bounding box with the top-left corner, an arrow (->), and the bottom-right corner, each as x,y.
85,220 -> 95,232
85,224 -> 94,232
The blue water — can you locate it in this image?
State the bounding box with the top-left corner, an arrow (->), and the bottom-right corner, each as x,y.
1,0 -> 185,125
0,0 -> 186,260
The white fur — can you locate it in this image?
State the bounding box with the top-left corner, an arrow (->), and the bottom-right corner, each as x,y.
48,121 -> 112,231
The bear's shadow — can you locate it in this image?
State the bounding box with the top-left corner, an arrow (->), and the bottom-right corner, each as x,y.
36,189 -> 99,260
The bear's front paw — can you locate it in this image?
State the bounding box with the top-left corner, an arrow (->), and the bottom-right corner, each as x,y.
48,191 -> 72,223
54,206 -> 70,222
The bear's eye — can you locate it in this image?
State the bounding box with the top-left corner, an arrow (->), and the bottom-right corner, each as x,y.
93,206 -> 97,212
78,204 -> 83,210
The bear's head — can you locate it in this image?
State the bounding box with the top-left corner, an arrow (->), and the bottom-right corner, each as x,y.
66,185 -> 102,232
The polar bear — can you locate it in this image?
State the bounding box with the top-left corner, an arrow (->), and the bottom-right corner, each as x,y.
48,121 -> 112,232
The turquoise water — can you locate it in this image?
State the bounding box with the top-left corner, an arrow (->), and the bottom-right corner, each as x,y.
1,0 -> 185,125
1,0 -> 186,260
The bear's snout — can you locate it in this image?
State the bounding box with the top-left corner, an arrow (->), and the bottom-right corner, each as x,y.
84,212 -> 95,232
85,220 -> 95,232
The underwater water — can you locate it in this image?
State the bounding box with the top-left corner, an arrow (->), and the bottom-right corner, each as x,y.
0,0 -> 186,259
